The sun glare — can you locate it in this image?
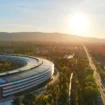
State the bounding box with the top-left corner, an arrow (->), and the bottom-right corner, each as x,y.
69,13 -> 89,36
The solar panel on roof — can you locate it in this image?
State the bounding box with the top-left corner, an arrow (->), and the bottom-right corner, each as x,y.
2,75 -> 22,82
16,70 -> 37,78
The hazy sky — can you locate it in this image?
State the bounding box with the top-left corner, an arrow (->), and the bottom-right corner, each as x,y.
0,0 -> 105,38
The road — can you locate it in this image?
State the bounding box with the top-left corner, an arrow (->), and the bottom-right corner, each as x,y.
48,73 -> 59,85
69,73 -> 73,105
83,44 -> 105,105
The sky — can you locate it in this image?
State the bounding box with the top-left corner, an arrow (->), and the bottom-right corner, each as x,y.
0,0 -> 105,38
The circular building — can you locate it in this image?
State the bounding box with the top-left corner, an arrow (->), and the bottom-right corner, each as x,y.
0,55 -> 54,99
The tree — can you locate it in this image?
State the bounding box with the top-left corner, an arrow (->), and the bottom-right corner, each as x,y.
22,93 -> 35,105
12,98 -> 20,105
84,86 -> 99,105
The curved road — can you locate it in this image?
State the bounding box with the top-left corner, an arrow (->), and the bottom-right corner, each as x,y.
83,44 -> 105,105
69,73 -> 73,105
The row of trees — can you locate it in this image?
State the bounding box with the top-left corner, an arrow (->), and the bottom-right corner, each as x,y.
71,46 -> 99,105
86,44 -> 105,81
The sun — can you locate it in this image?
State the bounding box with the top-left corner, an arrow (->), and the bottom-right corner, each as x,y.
69,13 -> 89,36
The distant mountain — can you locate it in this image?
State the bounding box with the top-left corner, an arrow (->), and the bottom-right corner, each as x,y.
0,32 -> 104,43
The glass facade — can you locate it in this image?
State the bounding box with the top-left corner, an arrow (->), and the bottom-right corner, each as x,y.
0,68 -> 53,97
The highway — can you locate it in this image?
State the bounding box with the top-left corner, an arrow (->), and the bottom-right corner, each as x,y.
83,44 -> 105,105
